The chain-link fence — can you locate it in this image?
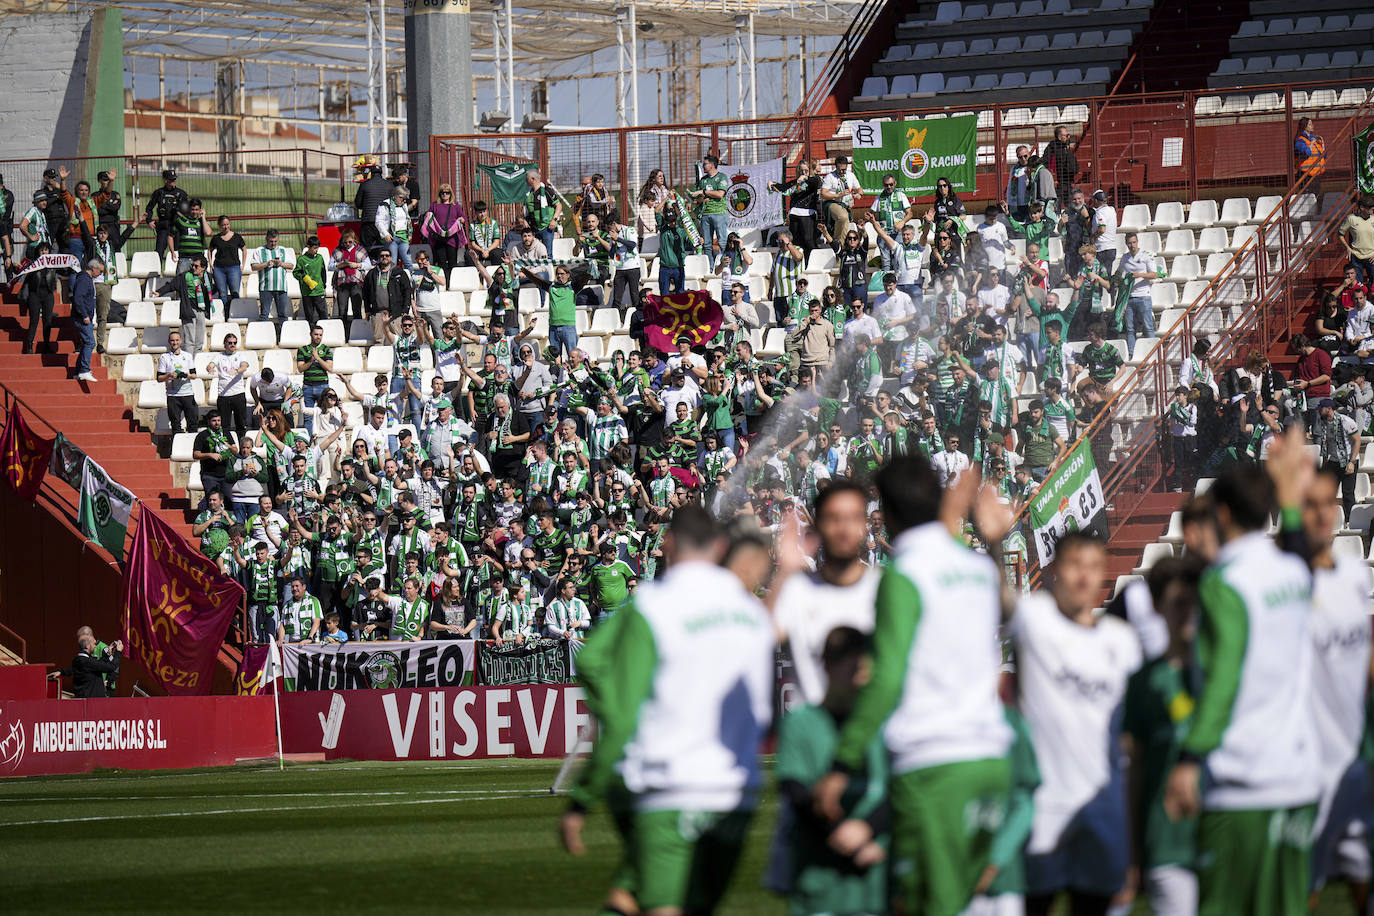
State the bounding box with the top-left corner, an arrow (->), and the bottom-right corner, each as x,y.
432,75 -> 1374,227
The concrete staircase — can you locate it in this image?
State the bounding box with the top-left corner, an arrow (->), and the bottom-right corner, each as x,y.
0,290 -> 245,690
0,296 -> 195,541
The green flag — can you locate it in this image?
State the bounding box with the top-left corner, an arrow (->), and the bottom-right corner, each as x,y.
1027,438 -> 1110,566
1356,122 -> 1374,196
79,457 -> 135,557
851,114 -> 977,197
476,161 -> 538,204
48,432 -> 87,489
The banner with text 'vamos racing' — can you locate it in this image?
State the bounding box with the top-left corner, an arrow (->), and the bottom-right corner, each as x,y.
1027,438 -> 1109,566
851,115 -> 977,197
237,640 -> 476,694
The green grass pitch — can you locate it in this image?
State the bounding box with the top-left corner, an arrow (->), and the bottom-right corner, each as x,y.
0,758 -> 1361,914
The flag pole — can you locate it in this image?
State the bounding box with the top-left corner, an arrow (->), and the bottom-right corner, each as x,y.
272,675 -> 284,772
266,636 -> 285,771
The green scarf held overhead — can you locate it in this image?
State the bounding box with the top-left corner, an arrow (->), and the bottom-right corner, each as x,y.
476,161 -> 539,204
1109,273 -> 1133,334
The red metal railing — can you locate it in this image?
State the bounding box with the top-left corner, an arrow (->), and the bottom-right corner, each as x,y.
0,620 -> 27,664
1009,88 -> 1374,589
429,75 -> 1372,230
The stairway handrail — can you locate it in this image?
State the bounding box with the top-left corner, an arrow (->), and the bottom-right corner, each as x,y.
1007,94 -> 1374,586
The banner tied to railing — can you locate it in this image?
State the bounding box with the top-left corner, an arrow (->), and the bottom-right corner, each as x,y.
237,639 -> 477,694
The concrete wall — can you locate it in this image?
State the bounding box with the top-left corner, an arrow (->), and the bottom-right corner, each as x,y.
0,11 -> 104,162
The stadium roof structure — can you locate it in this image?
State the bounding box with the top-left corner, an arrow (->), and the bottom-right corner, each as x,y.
19,0 -> 863,147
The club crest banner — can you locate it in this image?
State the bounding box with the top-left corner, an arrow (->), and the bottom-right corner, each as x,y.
721,158 -> 784,232
851,115 -> 978,197
1357,122 -> 1374,196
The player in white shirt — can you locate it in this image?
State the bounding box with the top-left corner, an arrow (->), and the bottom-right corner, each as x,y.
1302,468 -> 1374,907
1012,531 -> 1142,912
772,480 -> 880,705
562,506 -> 774,915
1163,451 -> 1321,916
815,455 -> 1013,916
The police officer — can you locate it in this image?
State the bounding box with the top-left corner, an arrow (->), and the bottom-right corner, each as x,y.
41,167 -> 70,253
144,168 -> 189,260
0,173 -> 14,273
93,168 -> 125,248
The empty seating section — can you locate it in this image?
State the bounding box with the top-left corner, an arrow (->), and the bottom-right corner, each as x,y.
1210,5 -> 1374,88
851,0 -> 1152,109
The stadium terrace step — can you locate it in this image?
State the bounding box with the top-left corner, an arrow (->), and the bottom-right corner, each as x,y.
0,288 -> 199,542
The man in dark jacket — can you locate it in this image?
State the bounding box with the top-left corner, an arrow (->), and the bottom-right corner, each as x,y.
42,167 -> 71,253
362,248 -> 414,342
143,169 -> 189,260
1042,124 -> 1079,196
71,257 -> 100,380
354,160 -> 393,254
0,173 -> 14,273
55,633 -> 121,698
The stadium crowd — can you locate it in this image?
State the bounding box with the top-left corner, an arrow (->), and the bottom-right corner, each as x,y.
7,127 -> 1374,916
9,147 -> 1374,654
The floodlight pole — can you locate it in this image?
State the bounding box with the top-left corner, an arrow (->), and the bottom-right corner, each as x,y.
505,0 -> 515,134
615,9 -> 627,128
380,0 -> 389,154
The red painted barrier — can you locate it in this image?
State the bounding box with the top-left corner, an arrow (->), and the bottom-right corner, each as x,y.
0,665 -> 50,701
278,686 -> 592,761
0,695 -> 276,777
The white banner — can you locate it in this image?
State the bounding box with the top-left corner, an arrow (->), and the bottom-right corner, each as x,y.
276,639 -> 478,691
11,253 -> 79,281
720,157 -> 785,233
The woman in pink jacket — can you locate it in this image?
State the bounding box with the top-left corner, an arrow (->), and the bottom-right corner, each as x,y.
420,183 -> 468,280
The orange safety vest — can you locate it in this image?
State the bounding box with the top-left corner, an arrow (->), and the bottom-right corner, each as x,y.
1297,132 -> 1327,177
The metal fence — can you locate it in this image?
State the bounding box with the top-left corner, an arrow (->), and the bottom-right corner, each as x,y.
0,148 -> 430,255
431,75 -> 1372,228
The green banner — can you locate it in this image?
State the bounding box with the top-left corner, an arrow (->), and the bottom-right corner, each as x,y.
1027,438 -> 1109,566
1357,123 -> 1374,196
851,114 -> 978,197
475,161 -> 538,205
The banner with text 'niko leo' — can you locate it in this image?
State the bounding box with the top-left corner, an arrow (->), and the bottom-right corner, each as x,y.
237,640 -> 477,694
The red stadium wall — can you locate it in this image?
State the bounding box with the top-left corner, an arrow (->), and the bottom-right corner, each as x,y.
0,695 -> 277,777
0,484 -> 126,679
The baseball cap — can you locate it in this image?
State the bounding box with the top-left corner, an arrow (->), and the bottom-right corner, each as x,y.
32,190 -> 46,204
42,168 -> 57,179
162,169 -> 177,180
436,398 -> 452,410
97,171 -> 110,182
1318,397 -> 1335,409
1092,189 -> 1108,201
